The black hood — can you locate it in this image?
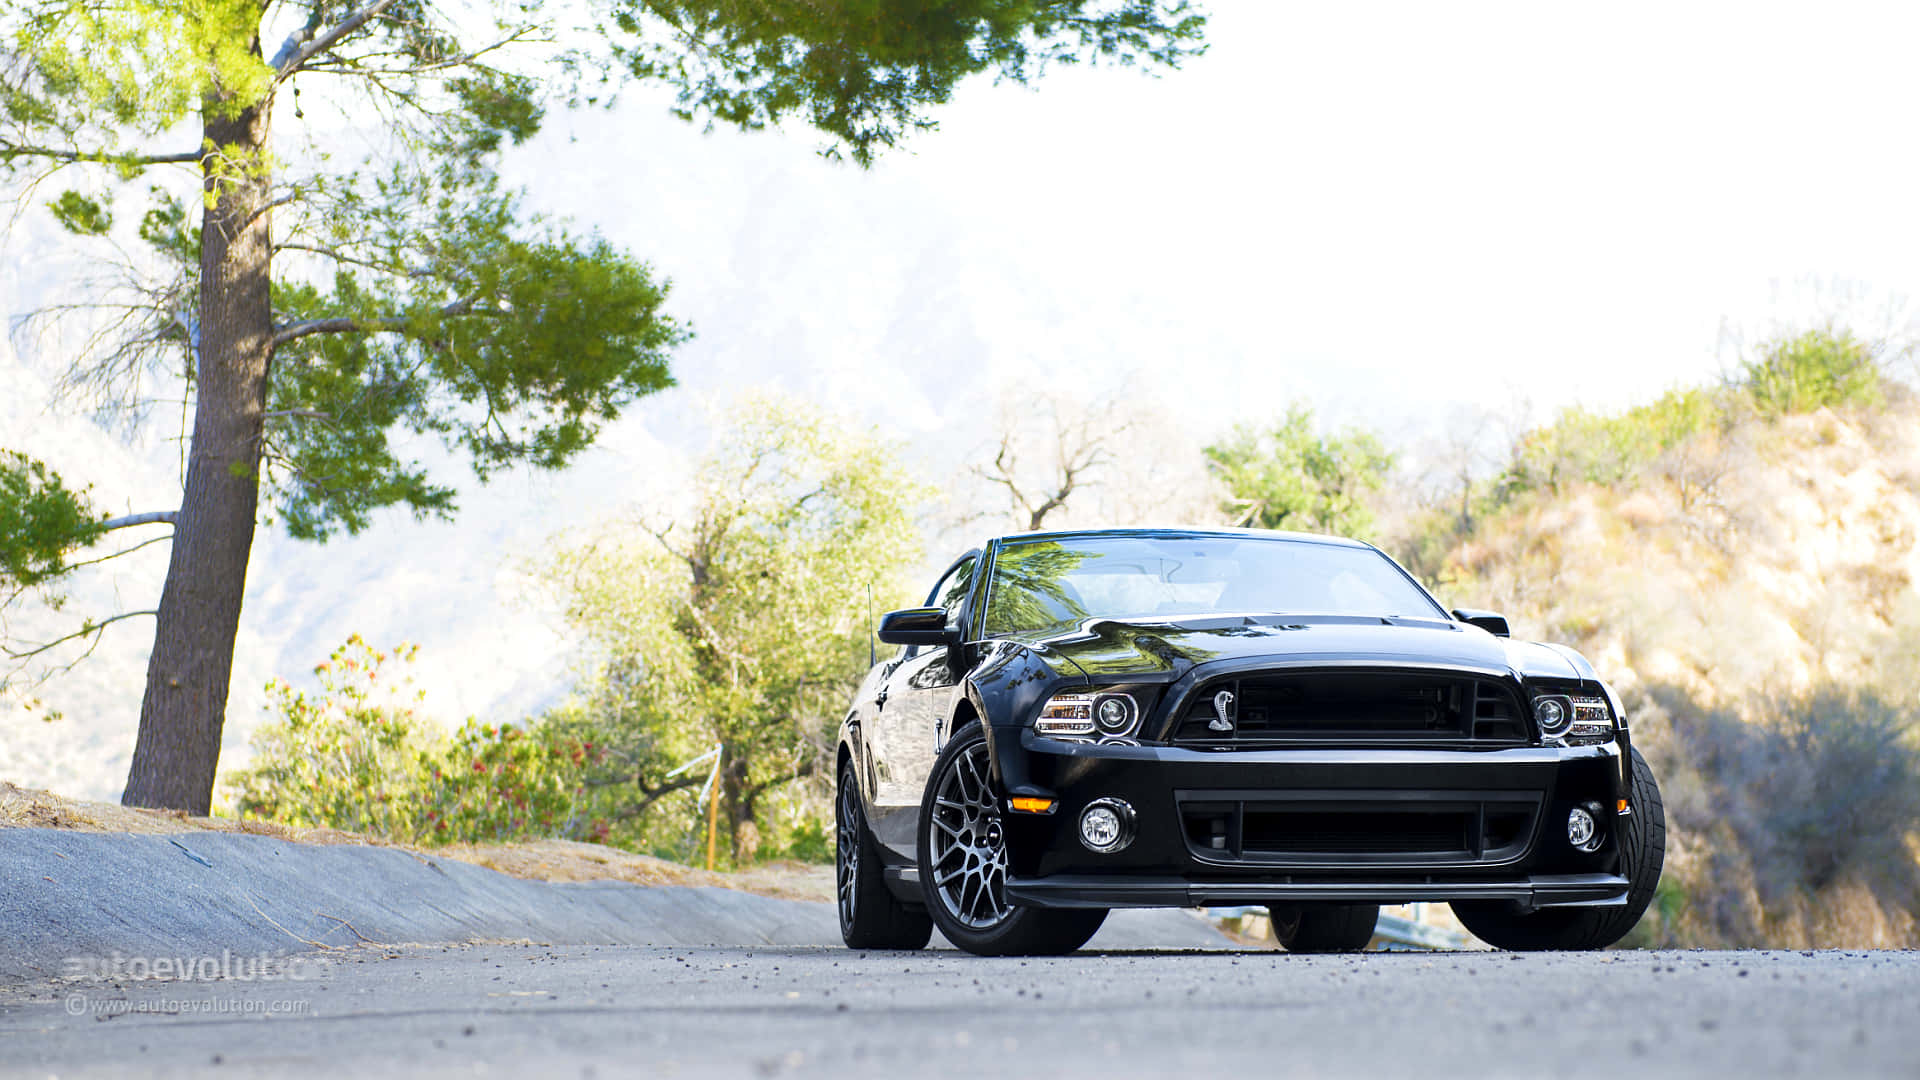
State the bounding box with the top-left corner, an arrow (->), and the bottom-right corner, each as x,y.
1016,613 -> 1587,685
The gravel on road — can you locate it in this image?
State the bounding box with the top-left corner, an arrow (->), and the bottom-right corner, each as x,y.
2,944 -> 1914,1079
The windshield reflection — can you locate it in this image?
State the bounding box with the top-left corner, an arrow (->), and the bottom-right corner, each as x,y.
983,534 -> 1442,637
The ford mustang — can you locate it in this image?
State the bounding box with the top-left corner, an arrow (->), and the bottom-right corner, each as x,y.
835,528 -> 1665,955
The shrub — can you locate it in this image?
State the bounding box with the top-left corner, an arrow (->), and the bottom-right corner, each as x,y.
228,635 -> 595,847
1635,682 -> 1920,946
1739,326 -> 1883,418
229,636 -> 433,838
418,720 -> 597,843
1495,387 -> 1722,501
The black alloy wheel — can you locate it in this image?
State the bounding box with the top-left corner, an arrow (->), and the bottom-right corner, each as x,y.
837,759 -> 932,950
918,723 -> 1108,956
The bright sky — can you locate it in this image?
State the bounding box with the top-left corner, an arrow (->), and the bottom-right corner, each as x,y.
10,0 -> 1920,798
503,0 -> 1920,451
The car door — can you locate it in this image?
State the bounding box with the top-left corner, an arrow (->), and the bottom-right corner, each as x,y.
866,553 -> 979,860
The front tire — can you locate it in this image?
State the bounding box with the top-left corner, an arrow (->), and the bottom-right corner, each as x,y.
1452,747 -> 1667,951
837,758 -> 933,950
918,722 -> 1108,956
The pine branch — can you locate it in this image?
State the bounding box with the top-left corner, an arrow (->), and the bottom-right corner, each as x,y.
271,298 -> 476,347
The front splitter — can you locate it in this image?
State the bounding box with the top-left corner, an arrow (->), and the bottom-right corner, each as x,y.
1005,872 -> 1630,910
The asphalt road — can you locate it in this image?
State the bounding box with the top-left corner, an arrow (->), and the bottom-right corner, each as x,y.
3,944 -> 1916,1078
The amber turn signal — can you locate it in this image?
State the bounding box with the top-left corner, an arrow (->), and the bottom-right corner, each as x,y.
1617,798 -> 1631,814
1009,796 -> 1055,814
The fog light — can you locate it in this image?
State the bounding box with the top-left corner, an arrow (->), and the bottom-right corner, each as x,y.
1567,806 -> 1602,852
1078,798 -> 1136,853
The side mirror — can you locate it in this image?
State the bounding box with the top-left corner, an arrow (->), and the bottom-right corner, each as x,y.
877,607 -> 960,647
1452,608 -> 1510,638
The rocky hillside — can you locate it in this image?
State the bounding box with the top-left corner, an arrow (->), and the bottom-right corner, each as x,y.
1411,385 -> 1920,948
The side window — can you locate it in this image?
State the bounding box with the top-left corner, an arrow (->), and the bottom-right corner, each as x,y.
931,556 -> 978,629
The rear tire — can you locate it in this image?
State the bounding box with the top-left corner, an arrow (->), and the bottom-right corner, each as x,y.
918,722 -> 1109,956
1272,904 -> 1379,953
1452,747 -> 1667,951
838,758 -> 934,950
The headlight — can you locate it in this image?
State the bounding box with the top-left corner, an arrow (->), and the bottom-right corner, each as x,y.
1533,693 -> 1614,746
1036,689 -> 1141,739
1566,695 -> 1614,745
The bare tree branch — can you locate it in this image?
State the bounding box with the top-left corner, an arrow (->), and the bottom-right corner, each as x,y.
0,142 -> 201,167
102,511 -> 177,531
273,0 -> 409,81
2,610 -> 158,663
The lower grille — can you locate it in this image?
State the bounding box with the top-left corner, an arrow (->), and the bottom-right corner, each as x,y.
1178,789 -> 1541,867
1171,669 -> 1531,746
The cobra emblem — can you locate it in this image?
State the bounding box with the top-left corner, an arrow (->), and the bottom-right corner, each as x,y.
1208,689 -> 1236,732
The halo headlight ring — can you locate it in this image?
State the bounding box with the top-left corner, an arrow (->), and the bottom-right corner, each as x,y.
1092,692 -> 1139,737
1533,694 -> 1575,739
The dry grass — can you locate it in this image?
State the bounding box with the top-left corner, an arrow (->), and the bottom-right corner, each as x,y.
0,781 -> 831,902
1409,400 -> 1920,949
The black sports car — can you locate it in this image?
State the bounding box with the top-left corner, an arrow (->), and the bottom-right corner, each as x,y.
835,528 -> 1665,955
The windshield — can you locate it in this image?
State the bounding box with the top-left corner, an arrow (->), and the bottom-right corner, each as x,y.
982,534 -> 1445,637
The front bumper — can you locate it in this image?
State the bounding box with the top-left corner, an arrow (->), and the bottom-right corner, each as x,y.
987,729 -> 1632,910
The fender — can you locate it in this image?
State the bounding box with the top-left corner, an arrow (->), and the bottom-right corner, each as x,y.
963,639 -> 1083,801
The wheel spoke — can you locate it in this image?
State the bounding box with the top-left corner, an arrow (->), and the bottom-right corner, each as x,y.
927,739 -> 1012,930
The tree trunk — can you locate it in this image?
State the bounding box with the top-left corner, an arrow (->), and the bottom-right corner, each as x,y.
121,87 -> 276,813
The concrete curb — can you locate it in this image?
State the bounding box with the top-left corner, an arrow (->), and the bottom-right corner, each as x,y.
1,829 -> 1226,982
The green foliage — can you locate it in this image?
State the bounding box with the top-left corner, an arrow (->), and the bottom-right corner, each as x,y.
418,718 -> 598,844
1410,324 -> 1896,571
4,0 -> 272,156
769,815 -> 832,864
1739,326 -> 1883,418
135,185 -> 196,265
609,0 -> 1207,166
228,635 -> 595,845
0,451 -> 105,590
539,391 -> 927,863
46,189 -> 110,234
1203,405 -> 1394,536
265,164 -> 686,539
1497,387 -> 1721,498
228,637 -> 435,838
6,0 -> 1207,546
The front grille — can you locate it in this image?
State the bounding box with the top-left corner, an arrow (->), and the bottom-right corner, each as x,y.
1170,670 -> 1530,746
1178,790 -> 1541,867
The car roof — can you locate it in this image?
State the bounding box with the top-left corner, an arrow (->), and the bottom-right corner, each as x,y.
987,526 -> 1374,550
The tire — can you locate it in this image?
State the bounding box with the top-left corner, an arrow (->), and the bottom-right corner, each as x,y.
918,722 -> 1109,956
837,758 -> 934,950
1272,904 -> 1379,953
1452,747 -> 1667,951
